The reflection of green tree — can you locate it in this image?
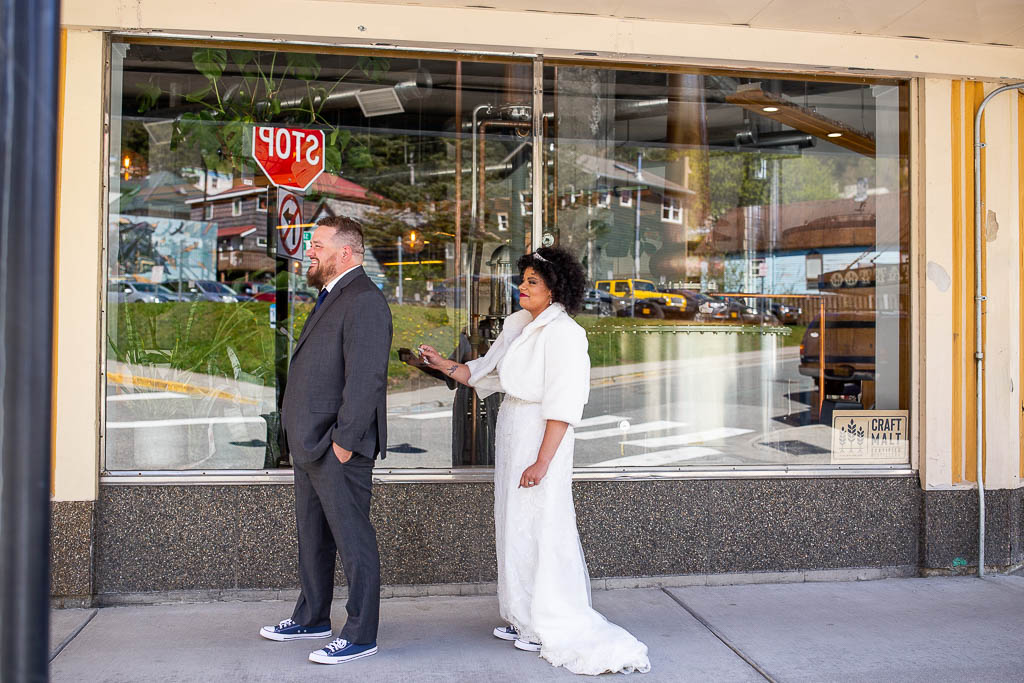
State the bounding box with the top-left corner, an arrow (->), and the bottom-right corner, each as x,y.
143,48 -> 390,175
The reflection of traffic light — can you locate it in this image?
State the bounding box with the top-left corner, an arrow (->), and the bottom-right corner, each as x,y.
403,229 -> 425,254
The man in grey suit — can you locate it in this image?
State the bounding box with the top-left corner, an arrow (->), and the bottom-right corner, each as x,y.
259,216 -> 392,665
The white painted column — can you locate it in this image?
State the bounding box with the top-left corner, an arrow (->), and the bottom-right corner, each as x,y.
980,85 -> 1022,490
52,29 -> 105,502
919,79 -> 955,490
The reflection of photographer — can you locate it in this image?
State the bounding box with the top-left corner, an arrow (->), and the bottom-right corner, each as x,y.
399,319 -> 502,467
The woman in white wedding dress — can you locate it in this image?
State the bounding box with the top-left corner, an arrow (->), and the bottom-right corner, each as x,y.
417,246 -> 650,676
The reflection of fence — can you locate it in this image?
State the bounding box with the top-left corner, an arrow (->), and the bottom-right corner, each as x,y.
714,292 -> 826,416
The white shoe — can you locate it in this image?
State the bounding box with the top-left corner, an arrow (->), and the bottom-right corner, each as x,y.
493,624 -> 519,641
514,637 -> 542,652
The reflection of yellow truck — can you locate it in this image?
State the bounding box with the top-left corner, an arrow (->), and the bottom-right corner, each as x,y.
594,279 -> 689,318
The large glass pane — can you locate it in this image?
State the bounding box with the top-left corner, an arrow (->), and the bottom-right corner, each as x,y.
105,42 -> 531,470
542,65 -> 910,467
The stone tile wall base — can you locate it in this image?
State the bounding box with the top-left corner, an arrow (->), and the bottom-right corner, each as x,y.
50,500 -> 94,607
68,477 -> 923,599
922,487 -> 1024,571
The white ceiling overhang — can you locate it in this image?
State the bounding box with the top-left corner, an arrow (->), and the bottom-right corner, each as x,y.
332,0 -> 1024,49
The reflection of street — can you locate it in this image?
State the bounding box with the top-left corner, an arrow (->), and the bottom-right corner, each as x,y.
105,361 -> 275,470
106,349 -> 844,471
386,347 -> 841,469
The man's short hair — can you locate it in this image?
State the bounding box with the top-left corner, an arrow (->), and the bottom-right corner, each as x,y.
317,215 -> 364,254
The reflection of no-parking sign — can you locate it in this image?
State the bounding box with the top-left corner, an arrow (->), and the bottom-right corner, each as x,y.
277,189 -> 303,262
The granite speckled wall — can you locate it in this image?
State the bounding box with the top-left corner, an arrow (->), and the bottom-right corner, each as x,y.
50,501 -> 94,607
922,487 -> 1024,571
84,476 -> 926,599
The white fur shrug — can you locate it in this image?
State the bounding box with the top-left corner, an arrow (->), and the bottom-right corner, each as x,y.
465,304 -> 590,427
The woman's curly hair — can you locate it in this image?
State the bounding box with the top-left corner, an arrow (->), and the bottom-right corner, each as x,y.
516,245 -> 587,315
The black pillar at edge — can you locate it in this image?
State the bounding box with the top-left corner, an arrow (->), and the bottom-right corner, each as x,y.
0,0 -> 61,681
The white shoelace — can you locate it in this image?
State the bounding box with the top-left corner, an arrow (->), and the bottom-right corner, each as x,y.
277,618 -> 295,630
323,638 -> 349,654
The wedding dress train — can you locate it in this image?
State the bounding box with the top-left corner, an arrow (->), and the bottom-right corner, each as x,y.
494,396 -> 651,675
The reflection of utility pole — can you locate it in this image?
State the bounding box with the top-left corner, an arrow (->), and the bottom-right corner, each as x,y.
396,236 -> 404,304
633,153 -> 643,280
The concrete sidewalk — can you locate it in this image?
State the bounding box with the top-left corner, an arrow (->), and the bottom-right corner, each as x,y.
49,576 -> 1024,682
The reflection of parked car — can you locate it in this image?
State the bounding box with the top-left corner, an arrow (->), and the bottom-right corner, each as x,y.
252,290 -> 316,303
771,302 -> 802,324
595,278 -> 690,318
658,288 -> 730,321
717,296 -> 779,324
166,280 -> 240,302
582,288 -> 613,316
107,281 -> 182,303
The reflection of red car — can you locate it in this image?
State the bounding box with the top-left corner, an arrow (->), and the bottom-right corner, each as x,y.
252,291 -> 316,303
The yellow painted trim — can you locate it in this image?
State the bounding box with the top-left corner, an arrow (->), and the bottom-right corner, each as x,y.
51,29 -> 67,497
951,80 -> 963,484
963,82 -> 977,483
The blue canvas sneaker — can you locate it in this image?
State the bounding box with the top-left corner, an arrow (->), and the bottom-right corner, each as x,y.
309,637 -> 379,664
259,618 -> 332,642
492,624 -> 519,641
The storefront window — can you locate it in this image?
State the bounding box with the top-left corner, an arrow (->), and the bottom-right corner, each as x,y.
542,64 -> 909,468
104,41 -> 909,473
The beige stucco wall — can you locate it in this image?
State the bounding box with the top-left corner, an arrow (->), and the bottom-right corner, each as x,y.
979,86 -> 1022,490
52,28 -> 105,501
52,2 -> 1024,497
61,0 -> 1024,81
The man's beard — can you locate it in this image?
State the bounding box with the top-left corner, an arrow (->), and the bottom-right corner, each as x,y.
306,261 -> 336,289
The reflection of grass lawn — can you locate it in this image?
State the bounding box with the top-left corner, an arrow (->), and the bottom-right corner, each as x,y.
108,301 -> 458,392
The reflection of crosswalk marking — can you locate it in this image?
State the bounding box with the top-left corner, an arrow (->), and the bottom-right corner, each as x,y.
107,391 -> 186,402
621,427 -> 752,449
576,415 -> 627,428
107,416 -> 265,429
394,410 -> 452,420
575,420 -> 685,441
588,447 -> 721,467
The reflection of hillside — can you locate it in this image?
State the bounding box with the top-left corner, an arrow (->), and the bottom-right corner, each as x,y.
712,196 -> 877,253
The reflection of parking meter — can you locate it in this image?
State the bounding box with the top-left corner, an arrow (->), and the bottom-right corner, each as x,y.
482,243 -> 514,342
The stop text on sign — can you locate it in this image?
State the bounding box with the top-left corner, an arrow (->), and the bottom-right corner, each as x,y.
251,125 -> 326,192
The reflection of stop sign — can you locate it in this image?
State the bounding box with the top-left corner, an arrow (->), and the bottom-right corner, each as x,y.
252,126 -> 325,192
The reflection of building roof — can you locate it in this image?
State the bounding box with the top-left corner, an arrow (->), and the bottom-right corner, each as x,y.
572,154 -> 695,196
184,185 -> 266,204
217,225 -> 258,238
310,173 -> 379,202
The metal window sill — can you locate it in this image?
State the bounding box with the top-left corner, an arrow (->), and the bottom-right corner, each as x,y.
100,464 -> 916,486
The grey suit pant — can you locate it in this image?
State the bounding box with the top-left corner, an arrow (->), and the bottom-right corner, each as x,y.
291,452 -> 380,644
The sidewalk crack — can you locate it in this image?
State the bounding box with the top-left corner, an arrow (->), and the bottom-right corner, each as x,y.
49,608 -> 99,663
660,588 -> 778,683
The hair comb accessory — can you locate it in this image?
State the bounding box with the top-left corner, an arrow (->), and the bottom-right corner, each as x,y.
532,251 -> 548,263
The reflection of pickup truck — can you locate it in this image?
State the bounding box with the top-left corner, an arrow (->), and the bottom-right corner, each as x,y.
594,279 -> 690,318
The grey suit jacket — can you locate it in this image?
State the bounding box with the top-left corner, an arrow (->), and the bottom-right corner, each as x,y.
281,266 -> 393,464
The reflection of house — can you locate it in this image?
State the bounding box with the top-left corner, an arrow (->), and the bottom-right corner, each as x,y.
185,173 -> 379,283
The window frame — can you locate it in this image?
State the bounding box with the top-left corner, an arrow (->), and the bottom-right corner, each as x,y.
100,38 -> 914,483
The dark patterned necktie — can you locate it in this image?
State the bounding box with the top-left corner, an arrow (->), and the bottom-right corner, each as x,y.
313,288 -> 328,314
